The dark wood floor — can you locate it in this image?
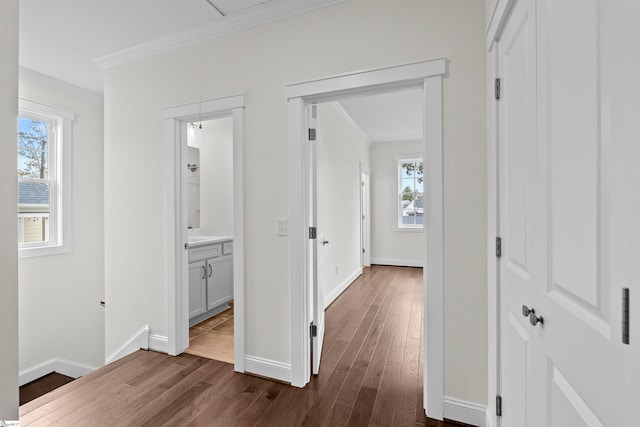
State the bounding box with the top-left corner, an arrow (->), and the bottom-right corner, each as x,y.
19,372 -> 75,406
20,265 -> 474,426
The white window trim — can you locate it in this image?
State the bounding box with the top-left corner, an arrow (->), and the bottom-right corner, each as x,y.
18,99 -> 74,258
395,153 -> 424,232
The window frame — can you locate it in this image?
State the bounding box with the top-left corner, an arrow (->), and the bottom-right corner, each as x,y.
395,154 -> 424,232
18,99 -> 74,258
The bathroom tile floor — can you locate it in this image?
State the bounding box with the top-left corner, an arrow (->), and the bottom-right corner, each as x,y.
185,304 -> 234,364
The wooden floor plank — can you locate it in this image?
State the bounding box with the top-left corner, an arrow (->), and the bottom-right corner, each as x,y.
19,350 -> 148,417
21,351 -> 169,426
369,360 -> 402,427
20,266 -> 478,427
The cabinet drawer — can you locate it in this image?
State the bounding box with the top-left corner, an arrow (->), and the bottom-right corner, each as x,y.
222,241 -> 233,255
189,243 -> 222,262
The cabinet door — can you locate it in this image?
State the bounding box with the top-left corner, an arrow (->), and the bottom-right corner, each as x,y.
188,260 -> 207,318
207,256 -> 232,311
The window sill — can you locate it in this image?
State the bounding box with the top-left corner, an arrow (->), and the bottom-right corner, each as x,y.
19,243 -> 70,259
396,226 -> 424,233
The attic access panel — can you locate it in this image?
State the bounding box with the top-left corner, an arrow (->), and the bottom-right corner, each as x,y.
206,0 -> 273,16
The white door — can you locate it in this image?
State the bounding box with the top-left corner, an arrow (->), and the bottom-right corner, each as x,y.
497,0 -> 545,424
308,103 -> 325,375
360,170 -> 371,268
498,0 -> 640,425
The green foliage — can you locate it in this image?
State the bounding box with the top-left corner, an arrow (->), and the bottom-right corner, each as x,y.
402,162 -> 423,184
18,120 -> 48,179
402,186 -> 414,201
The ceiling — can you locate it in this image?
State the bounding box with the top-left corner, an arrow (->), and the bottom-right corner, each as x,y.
19,0 -> 421,143
19,0 -> 345,94
337,89 -> 424,144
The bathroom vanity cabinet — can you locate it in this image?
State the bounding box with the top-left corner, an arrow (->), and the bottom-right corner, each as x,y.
188,237 -> 233,326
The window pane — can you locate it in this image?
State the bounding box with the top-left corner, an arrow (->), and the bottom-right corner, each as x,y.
18,181 -> 50,244
400,192 -> 424,225
398,159 -> 424,228
18,117 -> 49,179
402,178 -> 416,191
19,215 -> 50,243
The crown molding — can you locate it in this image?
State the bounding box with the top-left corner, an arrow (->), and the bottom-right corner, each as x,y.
371,136 -> 424,146
329,101 -> 371,146
19,67 -> 104,103
95,0 -> 347,69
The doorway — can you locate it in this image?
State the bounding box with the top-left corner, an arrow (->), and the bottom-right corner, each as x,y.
286,59 -> 446,419
162,94 -> 245,373
182,117 -> 235,364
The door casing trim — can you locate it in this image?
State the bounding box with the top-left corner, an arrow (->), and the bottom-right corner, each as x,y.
163,94 -> 245,374
286,58 -> 446,420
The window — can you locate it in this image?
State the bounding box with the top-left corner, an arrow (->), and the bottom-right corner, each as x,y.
18,99 -> 73,257
397,156 -> 424,230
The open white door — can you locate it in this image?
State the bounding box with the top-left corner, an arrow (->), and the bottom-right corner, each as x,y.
308,103 -> 325,375
360,169 -> 371,268
496,1 -> 545,424
497,1 -> 640,425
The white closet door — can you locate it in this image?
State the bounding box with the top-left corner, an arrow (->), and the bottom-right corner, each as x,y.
498,0 -> 546,425
536,1 -> 639,425
498,0 -> 640,426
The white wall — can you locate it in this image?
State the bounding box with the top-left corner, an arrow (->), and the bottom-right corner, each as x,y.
370,141 -> 424,266
104,0 -> 487,405
486,0 -> 497,24
0,0 -> 19,419
189,117 -> 234,237
18,78 -> 105,373
317,103 -> 370,307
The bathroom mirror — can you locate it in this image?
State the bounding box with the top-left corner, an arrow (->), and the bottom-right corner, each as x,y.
187,145 -> 200,229
187,117 -> 234,236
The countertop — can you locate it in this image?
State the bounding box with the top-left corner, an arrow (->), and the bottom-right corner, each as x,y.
187,235 -> 233,248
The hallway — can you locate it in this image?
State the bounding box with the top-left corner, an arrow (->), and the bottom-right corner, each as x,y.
19,266 -> 469,426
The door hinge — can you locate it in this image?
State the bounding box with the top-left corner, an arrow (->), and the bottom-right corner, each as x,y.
623,287 -> 630,344
309,227 -> 317,239
495,78 -> 501,100
496,395 -> 502,417
308,128 -> 316,141
310,324 -> 317,338
496,237 -> 502,258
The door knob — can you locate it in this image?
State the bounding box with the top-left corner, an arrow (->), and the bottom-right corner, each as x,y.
321,239 -> 329,246
529,312 -> 544,326
522,304 -> 544,326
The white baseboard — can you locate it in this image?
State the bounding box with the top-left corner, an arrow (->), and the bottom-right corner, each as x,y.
106,325 -> 149,365
324,267 -> 362,308
149,334 -> 169,354
486,411 -> 494,427
444,396 -> 487,427
244,355 -> 291,384
371,258 -> 424,268
19,358 -> 98,386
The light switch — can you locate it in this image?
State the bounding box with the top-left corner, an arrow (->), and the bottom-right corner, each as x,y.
276,218 -> 288,236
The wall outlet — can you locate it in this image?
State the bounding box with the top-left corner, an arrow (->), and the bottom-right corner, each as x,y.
276,218 -> 288,236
